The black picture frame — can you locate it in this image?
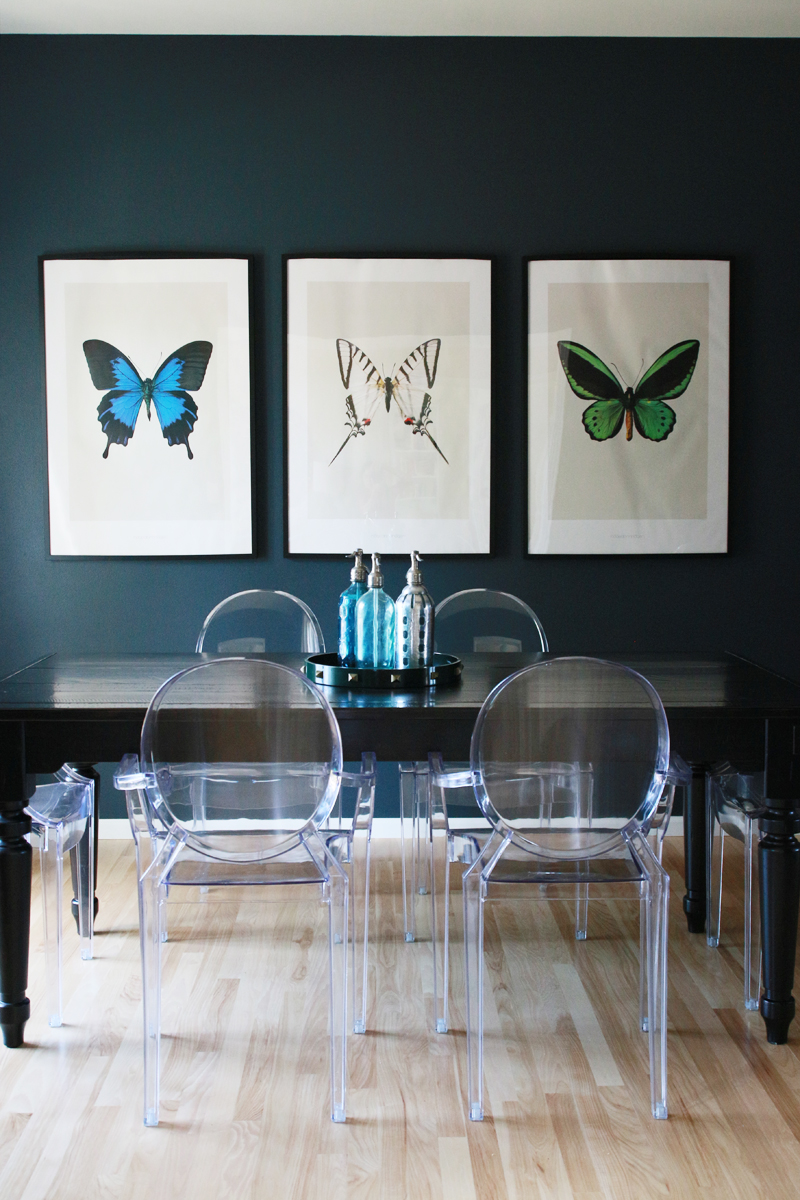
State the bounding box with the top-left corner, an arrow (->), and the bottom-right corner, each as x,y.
41,252 -> 256,559
283,253 -> 493,558
525,256 -> 730,556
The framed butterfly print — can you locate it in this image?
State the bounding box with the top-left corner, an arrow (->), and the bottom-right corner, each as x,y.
284,256 -> 492,555
526,258 -> 730,555
42,254 -> 254,557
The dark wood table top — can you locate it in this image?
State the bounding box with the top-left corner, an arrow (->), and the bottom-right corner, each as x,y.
2,650 -> 800,722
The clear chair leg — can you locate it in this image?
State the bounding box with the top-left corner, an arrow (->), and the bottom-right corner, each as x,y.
743,817 -> 762,1012
639,891 -> 648,1031
575,879 -> 589,940
644,854 -> 669,1120
400,763 -> 426,942
707,792 -> 724,949
415,769 -> 430,898
40,827 -> 64,1028
327,863 -> 349,1123
140,871 -> 164,1126
74,815 -> 94,962
350,826 -> 371,1034
463,863 -> 485,1122
431,819 -> 451,1033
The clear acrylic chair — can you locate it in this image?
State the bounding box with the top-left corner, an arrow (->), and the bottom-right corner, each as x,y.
25,766 -> 94,1028
113,657 -> 374,1126
400,589 -> 548,942
196,589 -> 325,655
706,765 -> 766,1011
431,656 -> 671,1121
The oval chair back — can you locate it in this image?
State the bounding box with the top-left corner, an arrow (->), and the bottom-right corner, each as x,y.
196,589 -> 325,655
435,588 -> 548,655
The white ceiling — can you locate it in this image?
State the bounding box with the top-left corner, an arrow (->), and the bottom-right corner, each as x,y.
1,0 -> 799,37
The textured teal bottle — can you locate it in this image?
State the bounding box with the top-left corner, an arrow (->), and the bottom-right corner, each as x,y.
355,553 -> 396,669
338,549 -> 368,667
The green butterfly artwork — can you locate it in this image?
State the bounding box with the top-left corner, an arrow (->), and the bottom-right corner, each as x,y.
557,339 -> 700,443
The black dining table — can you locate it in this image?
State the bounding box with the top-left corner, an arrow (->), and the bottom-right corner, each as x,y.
1,649 -> 799,1049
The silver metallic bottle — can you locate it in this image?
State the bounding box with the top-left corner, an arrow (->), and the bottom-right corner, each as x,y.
395,551 -> 435,668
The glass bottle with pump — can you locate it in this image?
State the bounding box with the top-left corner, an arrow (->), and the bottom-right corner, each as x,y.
355,553 -> 396,669
338,549 -> 368,666
395,550 -> 435,668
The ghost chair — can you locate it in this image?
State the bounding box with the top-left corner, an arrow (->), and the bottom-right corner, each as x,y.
706,765 -> 766,1011
114,657 -> 375,1126
431,656 -> 672,1121
25,766 -> 94,1028
196,588 -> 325,656
400,589 -> 548,943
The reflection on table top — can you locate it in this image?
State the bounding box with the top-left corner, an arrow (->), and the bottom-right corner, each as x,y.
1,651 -> 800,722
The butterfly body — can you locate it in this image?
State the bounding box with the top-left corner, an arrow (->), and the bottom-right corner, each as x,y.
557,338 -> 700,443
83,339 -> 213,459
332,337 -> 447,464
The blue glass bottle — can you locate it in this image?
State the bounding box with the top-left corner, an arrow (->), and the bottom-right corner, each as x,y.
338,549 -> 368,667
355,553 -> 396,670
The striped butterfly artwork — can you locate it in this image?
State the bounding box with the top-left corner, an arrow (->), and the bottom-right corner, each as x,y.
83,339 -> 213,459
557,339 -> 700,443
331,337 -> 448,464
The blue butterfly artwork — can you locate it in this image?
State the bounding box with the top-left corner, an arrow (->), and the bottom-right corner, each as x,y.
82,339 -> 213,459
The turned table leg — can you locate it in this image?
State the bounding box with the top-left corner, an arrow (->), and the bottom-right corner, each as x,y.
759,717 -> 800,1044
0,722 -> 33,1047
683,763 -> 710,934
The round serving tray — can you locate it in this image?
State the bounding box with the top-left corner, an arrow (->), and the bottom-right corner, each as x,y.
304,652 -> 462,690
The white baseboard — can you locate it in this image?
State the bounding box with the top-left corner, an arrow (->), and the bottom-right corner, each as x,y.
98,815 -> 685,841
99,819 -> 134,839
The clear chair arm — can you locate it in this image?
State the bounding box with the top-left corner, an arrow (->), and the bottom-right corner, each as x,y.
114,755 -> 160,839
429,765 -> 477,790
665,753 -> 692,787
114,754 -> 149,791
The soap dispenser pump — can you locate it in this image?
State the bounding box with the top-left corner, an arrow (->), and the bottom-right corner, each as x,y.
395,551 -> 435,668
355,553 -> 396,670
338,549 -> 368,666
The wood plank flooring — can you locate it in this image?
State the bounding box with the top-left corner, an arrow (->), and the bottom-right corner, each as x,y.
2,839 -> 799,1199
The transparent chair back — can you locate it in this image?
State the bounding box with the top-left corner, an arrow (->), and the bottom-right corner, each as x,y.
706,767 -> 766,1010
434,588 -> 548,655
196,589 -> 325,655
130,657 -> 349,1126
461,656 -> 671,1120
25,766 -> 94,1027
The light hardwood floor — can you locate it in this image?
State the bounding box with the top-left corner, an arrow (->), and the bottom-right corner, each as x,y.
2,838 -> 799,1200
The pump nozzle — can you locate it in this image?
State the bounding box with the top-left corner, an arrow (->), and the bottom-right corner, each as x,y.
347,548 -> 367,583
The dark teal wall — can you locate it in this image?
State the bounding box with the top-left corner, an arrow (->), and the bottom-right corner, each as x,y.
1,36 -> 799,687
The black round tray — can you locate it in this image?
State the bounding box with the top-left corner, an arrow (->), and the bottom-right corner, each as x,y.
305,652 -> 462,690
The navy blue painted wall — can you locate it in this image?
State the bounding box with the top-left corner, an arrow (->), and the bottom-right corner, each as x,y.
1,35 -> 798,691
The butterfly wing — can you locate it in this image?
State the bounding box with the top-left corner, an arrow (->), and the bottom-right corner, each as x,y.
632,400 -> 677,441
557,341 -> 625,402
634,340 -> 700,401
83,339 -> 146,458
389,339 -> 447,462
581,400 -> 627,442
150,341 -> 213,459
557,341 -> 626,441
331,340 -> 386,462
631,340 -> 699,443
